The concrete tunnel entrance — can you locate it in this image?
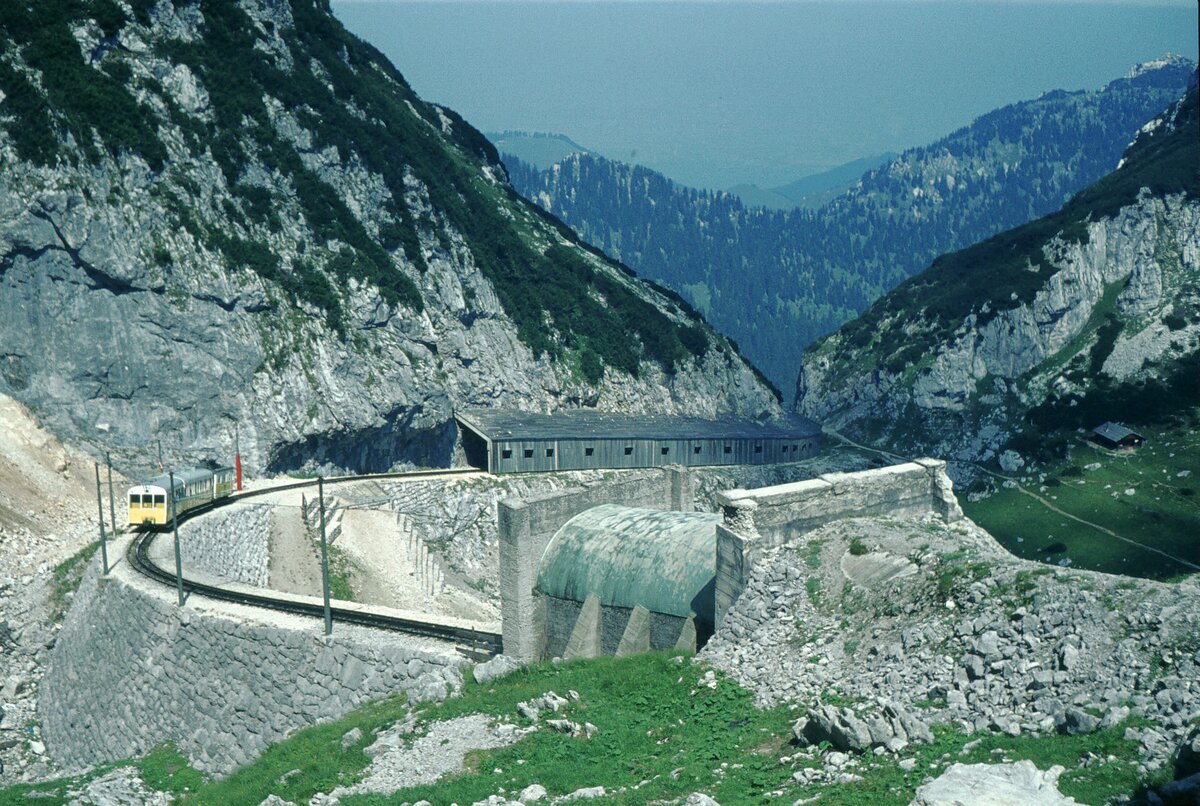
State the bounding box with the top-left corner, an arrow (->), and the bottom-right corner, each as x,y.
534,504 -> 722,658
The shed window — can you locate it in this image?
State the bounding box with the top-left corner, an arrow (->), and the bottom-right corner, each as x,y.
523,449 -> 534,459
585,447 -> 594,456
661,446 -> 669,455
501,449 -> 512,459
723,445 -> 732,454
546,448 -> 554,458
693,445 -> 701,454
624,446 -> 633,456
792,444 -> 799,452
755,444 -> 763,454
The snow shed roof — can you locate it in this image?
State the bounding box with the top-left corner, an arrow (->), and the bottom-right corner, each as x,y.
536,504 -> 721,619
457,408 -> 820,442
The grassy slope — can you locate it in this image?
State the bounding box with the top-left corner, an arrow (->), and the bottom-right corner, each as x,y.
964,423 -> 1200,581
2,653 -> 1168,806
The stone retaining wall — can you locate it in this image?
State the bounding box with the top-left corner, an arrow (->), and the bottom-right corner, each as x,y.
714,459 -> 963,626
39,541 -> 463,776
178,503 -> 270,586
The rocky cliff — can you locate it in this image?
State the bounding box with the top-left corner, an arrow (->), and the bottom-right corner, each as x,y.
796,84 -> 1199,468
0,0 -> 780,477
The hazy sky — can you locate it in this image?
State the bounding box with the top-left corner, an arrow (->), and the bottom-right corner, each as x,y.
333,1 -> 1198,189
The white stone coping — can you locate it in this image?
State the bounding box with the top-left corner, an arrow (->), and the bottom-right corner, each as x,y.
715,459 -> 945,508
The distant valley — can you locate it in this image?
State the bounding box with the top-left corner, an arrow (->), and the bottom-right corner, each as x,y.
726,152 -> 898,211
501,57 -> 1196,392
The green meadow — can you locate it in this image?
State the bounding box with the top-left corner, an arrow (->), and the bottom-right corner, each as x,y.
964,424 -> 1200,581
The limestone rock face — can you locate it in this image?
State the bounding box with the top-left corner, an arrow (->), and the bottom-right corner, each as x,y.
0,0 -> 780,478
797,192 -> 1200,465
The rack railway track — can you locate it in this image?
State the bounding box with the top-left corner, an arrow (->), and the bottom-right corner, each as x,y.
125,467 -> 502,659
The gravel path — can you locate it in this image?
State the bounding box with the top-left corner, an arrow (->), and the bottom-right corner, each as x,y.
322,714 -> 527,800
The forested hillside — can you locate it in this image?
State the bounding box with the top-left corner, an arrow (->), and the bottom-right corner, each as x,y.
504,57 -> 1195,391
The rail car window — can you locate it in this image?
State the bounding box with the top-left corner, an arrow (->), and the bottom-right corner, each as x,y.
141,494 -> 153,505
154,494 -> 165,505
130,494 -> 139,506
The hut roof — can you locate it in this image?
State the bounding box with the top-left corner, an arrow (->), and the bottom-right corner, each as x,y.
1092,422 -> 1144,443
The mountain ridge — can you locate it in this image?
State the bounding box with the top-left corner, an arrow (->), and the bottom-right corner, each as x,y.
795,83 -> 1199,472
502,57 -> 1196,391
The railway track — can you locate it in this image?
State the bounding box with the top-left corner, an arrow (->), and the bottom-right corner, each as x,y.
124,467 -> 502,660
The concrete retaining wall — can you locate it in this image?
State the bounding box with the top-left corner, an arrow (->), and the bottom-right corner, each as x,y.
178,503 -> 270,586
39,539 -> 463,776
498,467 -> 690,661
714,459 -> 963,627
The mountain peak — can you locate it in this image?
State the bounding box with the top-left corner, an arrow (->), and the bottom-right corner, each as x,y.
1127,53 -> 1195,79
1105,53 -> 1196,91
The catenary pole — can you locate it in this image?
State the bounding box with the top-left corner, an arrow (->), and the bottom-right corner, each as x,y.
106,452 -> 117,536
319,476 -> 332,635
93,463 -> 109,574
171,471 -> 184,606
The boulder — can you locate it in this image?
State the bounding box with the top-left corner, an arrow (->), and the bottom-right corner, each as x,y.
795,704 -> 930,753
1057,708 -> 1099,736
1175,725 -> 1200,780
1155,771 -> 1200,806
474,654 -> 521,685
339,727 -> 362,749
684,795 -> 721,806
910,761 -> 1079,805
520,782 -> 549,801
518,784 -> 548,802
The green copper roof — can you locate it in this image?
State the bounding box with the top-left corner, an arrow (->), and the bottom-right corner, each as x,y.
536,504 -> 721,619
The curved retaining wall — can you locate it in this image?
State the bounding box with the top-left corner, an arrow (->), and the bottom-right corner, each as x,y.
39,539 -> 463,775
178,502 -> 270,586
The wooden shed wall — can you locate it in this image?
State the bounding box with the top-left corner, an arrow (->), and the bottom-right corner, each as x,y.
488,436 -> 820,474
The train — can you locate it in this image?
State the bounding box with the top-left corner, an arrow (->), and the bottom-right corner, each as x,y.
127,466 -> 237,527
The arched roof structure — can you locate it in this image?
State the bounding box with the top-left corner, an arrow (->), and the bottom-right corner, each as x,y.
536,504 -> 721,620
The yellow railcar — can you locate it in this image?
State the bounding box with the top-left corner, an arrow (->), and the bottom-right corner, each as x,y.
127,466 -> 237,528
